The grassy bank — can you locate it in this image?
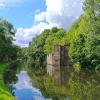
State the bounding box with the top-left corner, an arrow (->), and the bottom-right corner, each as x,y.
0,64 -> 15,100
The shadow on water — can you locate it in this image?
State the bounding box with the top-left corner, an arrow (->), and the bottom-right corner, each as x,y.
12,71 -> 45,100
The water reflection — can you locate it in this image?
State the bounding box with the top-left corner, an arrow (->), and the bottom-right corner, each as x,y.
12,71 -> 45,100
17,67 -> 100,100
29,67 -> 100,100
28,66 -> 72,99
47,65 -> 73,87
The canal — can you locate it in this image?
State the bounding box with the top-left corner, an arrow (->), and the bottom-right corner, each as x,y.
12,71 -> 45,100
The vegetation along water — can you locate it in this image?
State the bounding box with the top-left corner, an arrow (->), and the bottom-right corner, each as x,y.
0,0 -> 100,100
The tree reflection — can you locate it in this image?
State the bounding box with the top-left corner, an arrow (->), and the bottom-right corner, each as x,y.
28,67 -> 100,100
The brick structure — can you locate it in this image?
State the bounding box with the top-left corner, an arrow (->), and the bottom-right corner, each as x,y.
47,45 -> 72,86
47,45 -> 70,75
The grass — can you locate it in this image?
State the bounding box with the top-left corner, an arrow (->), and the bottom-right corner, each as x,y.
0,64 -> 15,100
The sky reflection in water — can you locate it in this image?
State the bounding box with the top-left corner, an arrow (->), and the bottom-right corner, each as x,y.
13,71 -> 45,100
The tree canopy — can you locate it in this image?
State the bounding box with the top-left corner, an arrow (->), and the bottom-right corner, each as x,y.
0,18 -> 19,63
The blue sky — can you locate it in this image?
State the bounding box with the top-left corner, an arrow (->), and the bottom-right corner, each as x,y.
0,0 -> 46,28
0,0 -> 83,47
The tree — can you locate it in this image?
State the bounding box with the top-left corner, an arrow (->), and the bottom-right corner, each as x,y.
25,27 -> 66,72
26,29 -> 50,70
69,0 -> 100,69
0,18 -> 18,62
44,28 -> 66,54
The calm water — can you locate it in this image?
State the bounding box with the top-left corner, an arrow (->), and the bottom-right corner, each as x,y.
12,71 -> 45,100
12,68 -> 100,100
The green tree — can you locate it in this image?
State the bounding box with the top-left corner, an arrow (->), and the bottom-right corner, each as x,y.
69,0 -> 100,69
25,27 -> 66,73
0,18 -> 18,62
44,28 -> 66,54
26,29 -> 50,71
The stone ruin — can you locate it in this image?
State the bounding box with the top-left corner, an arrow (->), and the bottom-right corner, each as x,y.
47,45 -> 70,74
47,45 -> 72,86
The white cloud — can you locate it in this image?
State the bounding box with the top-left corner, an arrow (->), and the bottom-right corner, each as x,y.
35,12 -> 46,22
14,22 -> 57,47
35,0 -> 84,29
15,0 -> 84,47
45,0 -> 83,29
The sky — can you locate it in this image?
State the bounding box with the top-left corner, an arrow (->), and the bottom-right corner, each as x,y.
0,0 -> 84,47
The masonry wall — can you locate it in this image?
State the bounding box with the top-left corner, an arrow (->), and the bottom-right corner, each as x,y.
47,45 -> 69,75
60,46 -> 69,66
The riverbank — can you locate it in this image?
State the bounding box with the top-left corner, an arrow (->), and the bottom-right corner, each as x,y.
0,64 -> 15,100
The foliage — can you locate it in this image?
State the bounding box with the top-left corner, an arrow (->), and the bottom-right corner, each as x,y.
73,62 -> 81,72
68,0 -> 100,69
0,88 -> 15,100
0,64 -> 15,100
69,70 -> 100,100
44,28 -> 66,54
0,18 -> 20,99
0,64 -> 9,90
25,29 -> 50,68
0,18 -> 19,63
24,27 -> 66,72
20,1 -> 100,99
3,60 -> 20,84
